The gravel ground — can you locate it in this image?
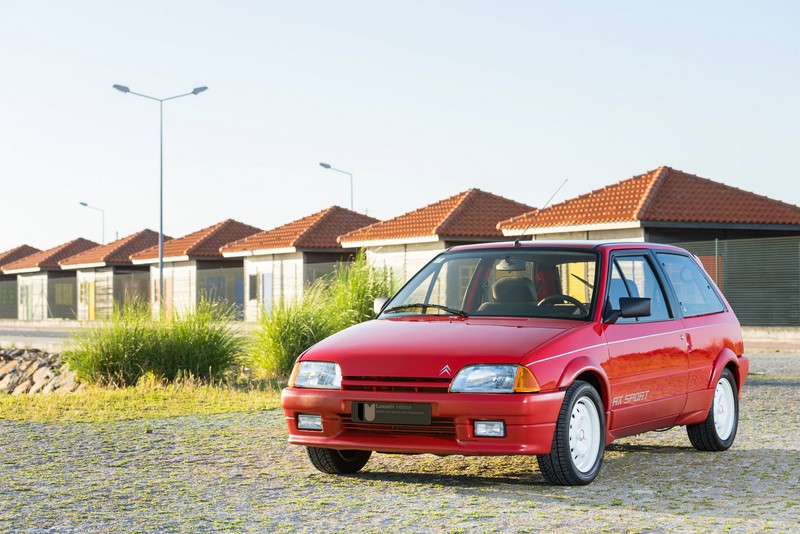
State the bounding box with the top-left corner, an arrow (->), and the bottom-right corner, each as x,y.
1,351 -> 798,533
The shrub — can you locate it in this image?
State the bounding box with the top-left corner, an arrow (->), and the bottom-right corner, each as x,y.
252,251 -> 394,378
64,300 -> 244,387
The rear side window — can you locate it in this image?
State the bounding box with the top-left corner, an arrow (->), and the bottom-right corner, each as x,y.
657,253 -> 725,317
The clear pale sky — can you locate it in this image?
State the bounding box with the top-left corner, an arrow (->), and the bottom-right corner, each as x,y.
1,1 -> 798,252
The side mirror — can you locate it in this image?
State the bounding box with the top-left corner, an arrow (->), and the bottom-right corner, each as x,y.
603,297 -> 651,324
620,297 -> 651,318
373,297 -> 389,315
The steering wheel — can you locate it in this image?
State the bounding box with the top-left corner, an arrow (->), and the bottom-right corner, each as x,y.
537,294 -> 589,315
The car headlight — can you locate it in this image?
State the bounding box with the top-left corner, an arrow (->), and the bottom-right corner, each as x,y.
449,365 -> 540,393
288,361 -> 342,389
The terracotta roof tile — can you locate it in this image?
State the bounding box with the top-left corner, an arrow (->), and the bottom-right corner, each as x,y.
339,189 -> 533,244
3,238 -> 99,273
0,245 -> 41,270
498,166 -> 800,230
60,230 -> 166,268
222,207 -> 379,254
130,219 -> 263,262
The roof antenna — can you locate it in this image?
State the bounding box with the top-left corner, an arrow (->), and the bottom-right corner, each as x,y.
513,178 -> 568,247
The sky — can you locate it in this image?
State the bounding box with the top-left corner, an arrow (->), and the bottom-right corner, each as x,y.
1,1 -> 798,252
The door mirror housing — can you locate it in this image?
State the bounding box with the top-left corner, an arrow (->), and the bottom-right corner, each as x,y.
604,297 -> 651,324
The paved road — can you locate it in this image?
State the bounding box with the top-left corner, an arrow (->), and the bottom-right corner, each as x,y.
1,351 -> 798,532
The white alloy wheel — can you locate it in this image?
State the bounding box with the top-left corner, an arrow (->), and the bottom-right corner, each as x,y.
714,376 -> 736,440
686,367 -> 739,452
569,397 -> 602,473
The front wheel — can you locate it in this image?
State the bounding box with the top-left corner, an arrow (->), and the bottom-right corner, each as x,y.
537,380 -> 605,485
306,447 -> 372,474
687,368 -> 739,451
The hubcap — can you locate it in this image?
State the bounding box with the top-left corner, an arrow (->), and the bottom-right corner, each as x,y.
568,396 -> 601,473
714,377 -> 735,440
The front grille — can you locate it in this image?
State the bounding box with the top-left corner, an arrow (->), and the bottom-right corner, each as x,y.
342,376 -> 451,394
340,415 -> 456,437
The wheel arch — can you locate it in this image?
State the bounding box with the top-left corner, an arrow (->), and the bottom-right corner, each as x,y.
556,356 -> 611,410
709,347 -> 747,395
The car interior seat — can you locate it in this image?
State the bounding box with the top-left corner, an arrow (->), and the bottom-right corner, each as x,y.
476,276 -> 538,315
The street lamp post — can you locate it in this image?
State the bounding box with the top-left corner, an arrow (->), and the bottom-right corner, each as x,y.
319,162 -> 354,211
79,201 -> 105,244
113,84 -> 208,310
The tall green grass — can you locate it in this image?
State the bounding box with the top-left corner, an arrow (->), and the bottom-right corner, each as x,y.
64,300 -> 245,387
252,251 -> 394,377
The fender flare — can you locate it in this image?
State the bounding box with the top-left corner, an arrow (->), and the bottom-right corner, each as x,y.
556,356 -> 611,409
708,347 -> 746,393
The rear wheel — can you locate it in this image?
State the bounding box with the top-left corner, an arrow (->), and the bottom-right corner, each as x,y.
687,368 -> 739,451
306,447 -> 372,474
537,380 -> 605,485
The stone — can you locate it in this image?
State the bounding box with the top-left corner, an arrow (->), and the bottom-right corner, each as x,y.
0,360 -> 18,376
32,366 -> 55,384
0,349 -> 80,395
21,360 -> 45,382
0,371 -> 20,394
56,372 -> 79,394
42,374 -> 63,394
28,380 -> 46,395
11,379 -> 32,396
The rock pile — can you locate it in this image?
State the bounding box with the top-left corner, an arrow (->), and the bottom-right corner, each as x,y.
0,349 -> 81,395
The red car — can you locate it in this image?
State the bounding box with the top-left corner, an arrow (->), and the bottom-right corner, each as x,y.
282,241 -> 747,485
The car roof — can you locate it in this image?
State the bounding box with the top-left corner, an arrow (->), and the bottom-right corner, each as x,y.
446,240 -> 690,254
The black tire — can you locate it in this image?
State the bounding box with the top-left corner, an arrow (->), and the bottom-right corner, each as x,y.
687,368 -> 739,451
537,381 -> 606,486
306,447 -> 372,474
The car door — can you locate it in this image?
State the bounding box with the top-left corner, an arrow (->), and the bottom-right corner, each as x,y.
603,252 -> 689,436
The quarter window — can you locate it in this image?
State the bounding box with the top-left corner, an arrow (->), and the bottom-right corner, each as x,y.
657,253 -> 725,317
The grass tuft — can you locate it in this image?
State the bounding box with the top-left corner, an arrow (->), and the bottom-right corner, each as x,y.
252,251 -> 394,378
64,299 -> 245,387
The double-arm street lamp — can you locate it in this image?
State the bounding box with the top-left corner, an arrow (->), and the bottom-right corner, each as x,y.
79,201 -> 105,244
113,84 -> 208,308
319,162 -> 354,211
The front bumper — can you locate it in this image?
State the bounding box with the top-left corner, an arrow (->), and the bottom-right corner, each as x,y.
281,387 -> 565,456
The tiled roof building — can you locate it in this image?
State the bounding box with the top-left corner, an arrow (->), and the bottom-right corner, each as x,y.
222,206 -> 378,256
499,166 -> 800,242
222,207 -> 380,321
340,189 -> 533,247
0,245 -> 41,271
60,229 -> 165,268
3,238 -> 99,274
131,219 -> 262,263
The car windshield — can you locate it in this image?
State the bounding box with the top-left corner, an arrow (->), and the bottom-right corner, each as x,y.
382,248 -> 598,320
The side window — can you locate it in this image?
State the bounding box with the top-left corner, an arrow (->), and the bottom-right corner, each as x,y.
610,255 -> 671,322
657,253 -> 725,317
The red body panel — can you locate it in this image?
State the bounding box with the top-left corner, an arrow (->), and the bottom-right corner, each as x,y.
281,241 -> 747,457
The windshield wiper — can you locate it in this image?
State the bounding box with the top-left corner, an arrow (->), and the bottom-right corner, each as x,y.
383,303 -> 468,318
571,273 -> 594,290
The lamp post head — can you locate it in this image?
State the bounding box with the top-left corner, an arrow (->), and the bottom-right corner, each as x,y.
192,86 -> 208,95
79,202 -> 88,207
319,162 -> 331,169
113,84 -> 130,93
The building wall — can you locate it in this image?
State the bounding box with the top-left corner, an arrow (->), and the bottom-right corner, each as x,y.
151,261 -> 197,317
76,268 -> 114,321
17,273 -> 48,320
243,252 -> 304,322
364,241 -> 446,284
0,276 -> 17,319
531,227 -> 645,242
